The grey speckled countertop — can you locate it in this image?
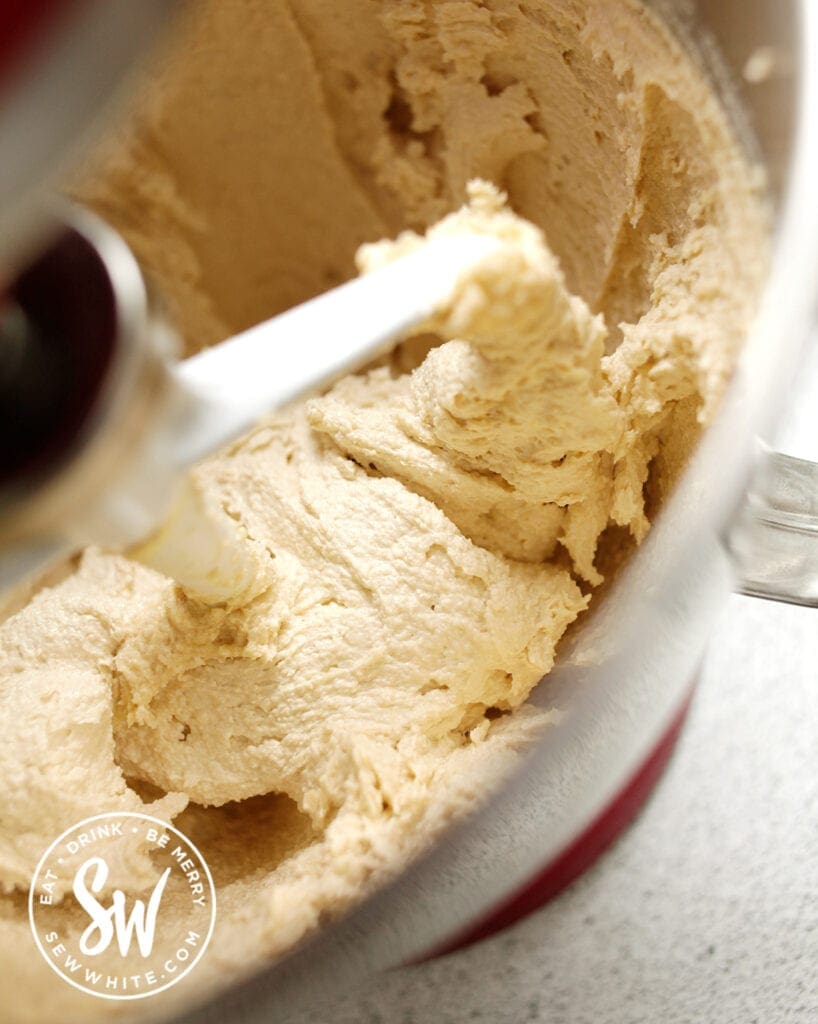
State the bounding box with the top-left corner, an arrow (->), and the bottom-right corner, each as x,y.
295,344 -> 818,1023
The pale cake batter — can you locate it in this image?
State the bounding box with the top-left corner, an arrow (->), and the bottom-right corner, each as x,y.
0,1 -> 766,1019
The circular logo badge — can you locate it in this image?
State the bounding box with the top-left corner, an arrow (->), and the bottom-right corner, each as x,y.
28,812 -> 216,1001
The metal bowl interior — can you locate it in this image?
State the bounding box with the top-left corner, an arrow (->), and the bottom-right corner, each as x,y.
179,2 -> 818,1021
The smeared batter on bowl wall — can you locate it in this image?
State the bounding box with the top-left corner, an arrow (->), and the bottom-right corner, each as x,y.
0,0 -> 766,1018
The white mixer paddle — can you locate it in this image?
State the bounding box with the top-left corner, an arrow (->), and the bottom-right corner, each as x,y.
130,233 -> 502,603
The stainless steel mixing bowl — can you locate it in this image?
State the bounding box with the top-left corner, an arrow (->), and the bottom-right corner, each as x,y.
169,1 -> 818,1020
2,1 -> 817,1021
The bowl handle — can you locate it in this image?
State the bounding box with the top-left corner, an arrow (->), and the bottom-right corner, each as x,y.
729,448 -> 818,607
